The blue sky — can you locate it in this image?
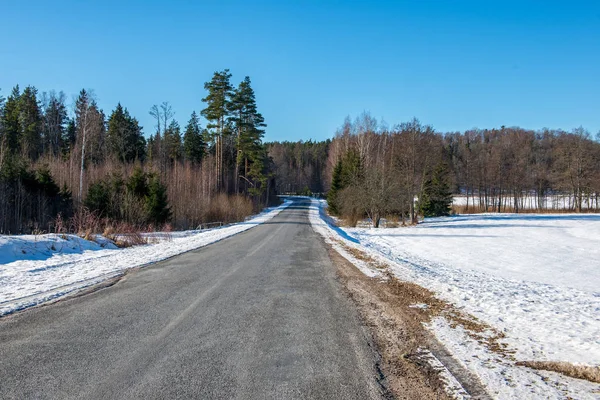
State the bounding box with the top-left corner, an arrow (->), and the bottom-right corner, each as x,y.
1,0 -> 599,141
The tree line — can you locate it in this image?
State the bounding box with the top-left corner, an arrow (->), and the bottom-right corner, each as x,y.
0,69 -> 275,234
266,113 -> 600,227
326,114 -> 600,226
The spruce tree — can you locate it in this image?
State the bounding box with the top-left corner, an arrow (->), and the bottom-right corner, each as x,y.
183,111 -> 205,163
18,86 -> 43,160
327,160 -> 343,215
163,120 -> 182,163
42,92 -> 67,157
2,86 -> 22,154
420,164 -> 453,217
107,103 -> 146,162
146,174 -> 171,225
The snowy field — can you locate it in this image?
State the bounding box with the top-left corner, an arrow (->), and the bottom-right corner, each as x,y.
309,199 -> 600,399
0,200 -> 291,316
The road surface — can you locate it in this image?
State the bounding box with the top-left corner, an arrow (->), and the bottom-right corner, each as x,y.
0,199 -> 385,399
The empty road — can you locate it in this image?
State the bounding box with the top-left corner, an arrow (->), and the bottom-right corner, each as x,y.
0,199 -> 385,399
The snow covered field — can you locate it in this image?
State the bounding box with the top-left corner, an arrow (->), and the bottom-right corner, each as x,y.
0,200 -> 291,316
309,199 -> 600,399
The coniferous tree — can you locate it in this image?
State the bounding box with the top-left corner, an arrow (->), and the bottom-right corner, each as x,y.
327,160 -> 343,215
183,111 -> 205,163
3,86 -> 22,155
231,76 -> 266,193
146,174 -> 171,225
419,164 -> 453,217
18,86 -> 43,160
107,103 -> 146,162
201,69 -> 233,189
42,91 -> 67,157
62,118 -> 77,157
163,120 -> 182,163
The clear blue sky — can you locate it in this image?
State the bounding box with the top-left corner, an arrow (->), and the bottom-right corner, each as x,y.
1,0 -> 599,141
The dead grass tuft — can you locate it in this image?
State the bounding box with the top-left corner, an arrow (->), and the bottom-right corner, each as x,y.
516,361 -> 600,384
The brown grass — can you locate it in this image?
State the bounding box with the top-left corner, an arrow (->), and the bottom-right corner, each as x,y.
516,361 -> 600,384
452,204 -> 599,215
336,240 -> 512,358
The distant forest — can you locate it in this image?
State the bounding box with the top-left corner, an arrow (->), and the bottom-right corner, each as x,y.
268,113 -> 600,226
0,70 -> 277,234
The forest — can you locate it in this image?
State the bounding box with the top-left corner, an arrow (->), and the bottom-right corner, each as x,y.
0,69 -> 276,234
269,113 -> 600,227
3,70 -> 600,235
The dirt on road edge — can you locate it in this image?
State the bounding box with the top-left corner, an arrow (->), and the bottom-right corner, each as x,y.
327,246 -> 491,400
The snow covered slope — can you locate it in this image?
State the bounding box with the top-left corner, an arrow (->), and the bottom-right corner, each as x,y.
309,199 -> 600,399
0,201 -> 291,316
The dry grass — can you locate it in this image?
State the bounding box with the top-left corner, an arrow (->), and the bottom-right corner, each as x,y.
336,240 -> 512,358
516,361 -> 600,384
452,204 -> 599,215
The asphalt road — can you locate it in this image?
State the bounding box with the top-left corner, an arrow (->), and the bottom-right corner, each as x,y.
0,199 -> 385,399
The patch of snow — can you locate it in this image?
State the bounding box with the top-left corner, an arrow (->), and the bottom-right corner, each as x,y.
0,200 -> 292,316
416,347 -> 470,399
307,199 -> 382,278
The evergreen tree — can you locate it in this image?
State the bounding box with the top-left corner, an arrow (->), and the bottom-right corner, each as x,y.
42,91 -> 67,157
145,174 -> 171,225
201,69 -> 233,189
163,120 -> 182,163
62,118 -> 77,157
230,76 -> 266,193
419,164 -> 453,217
327,150 -> 363,216
127,167 -> 149,198
327,160 -> 343,215
18,86 -> 43,160
2,86 -> 22,154
107,103 -> 146,162
84,180 -> 110,217
183,111 -> 205,163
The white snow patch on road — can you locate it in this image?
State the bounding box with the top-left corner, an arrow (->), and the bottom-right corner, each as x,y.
310,199 -> 600,399
0,201 -> 291,316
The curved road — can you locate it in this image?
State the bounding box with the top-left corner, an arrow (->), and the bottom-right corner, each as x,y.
0,199 -> 385,399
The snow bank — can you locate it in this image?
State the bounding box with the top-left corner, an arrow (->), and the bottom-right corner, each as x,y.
0,200 -> 291,316
309,199 -> 600,399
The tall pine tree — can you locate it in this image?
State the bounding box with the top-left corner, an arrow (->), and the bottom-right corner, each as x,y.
230,76 -> 267,193
201,69 -> 233,190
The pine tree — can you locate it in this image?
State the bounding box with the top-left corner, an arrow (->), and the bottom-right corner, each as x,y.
419,164 -> 453,217
201,69 -> 233,190
183,111 -> 205,163
230,76 -> 266,193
